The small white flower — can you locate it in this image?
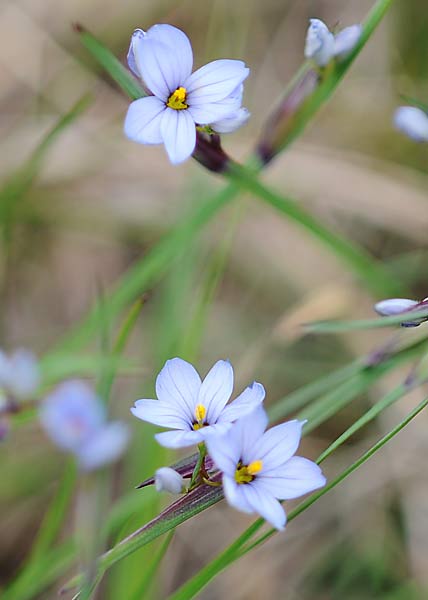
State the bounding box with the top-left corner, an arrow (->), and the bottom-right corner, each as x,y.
124,24 -> 250,164
394,106 -> 428,142
374,297 -> 428,327
0,348 -> 40,400
39,381 -> 129,471
304,19 -> 361,67
155,467 -> 185,494
131,358 -> 265,449
206,406 -> 326,530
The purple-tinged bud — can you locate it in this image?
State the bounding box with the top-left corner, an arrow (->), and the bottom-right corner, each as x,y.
257,69 -> 319,165
374,298 -> 419,316
192,131 -> 232,173
374,297 -> 428,328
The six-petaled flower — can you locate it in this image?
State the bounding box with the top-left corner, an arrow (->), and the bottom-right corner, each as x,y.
206,406 -> 326,530
124,24 -> 249,164
131,357 -> 265,448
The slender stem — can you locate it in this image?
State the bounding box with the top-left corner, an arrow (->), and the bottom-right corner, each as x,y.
188,444 -> 207,490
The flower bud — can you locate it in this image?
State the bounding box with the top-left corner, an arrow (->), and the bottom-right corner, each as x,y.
304,19 -> 335,67
155,467 -> 185,494
333,25 -> 362,59
394,106 -> 428,142
374,298 -> 428,328
374,298 -> 419,316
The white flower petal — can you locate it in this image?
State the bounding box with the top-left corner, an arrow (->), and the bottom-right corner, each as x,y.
39,381 -> 105,452
199,359 -> 234,424
155,428 -> 204,448
258,456 -> 326,500
186,59 -> 249,105
241,483 -> 286,530
250,420 -> 303,470
334,24 -> 361,58
205,429 -> 240,475
374,298 -> 419,316
131,399 -> 191,429
394,106 -> 428,142
218,381 -> 265,424
187,97 -> 241,125
77,422 -> 129,471
145,24 -> 193,84
160,108 -> 196,164
127,29 -> 145,77
124,96 -> 165,145
222,475 -> 254,514
304,18 -> 335,67
155,467 -> 184,493
134,37 -> 182,100
237,405 -> 269,463
155,357 -> 201,420
211,107 -> 250,133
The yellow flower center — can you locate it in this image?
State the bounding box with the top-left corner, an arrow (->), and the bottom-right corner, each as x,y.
193,404 -> 206,430
167,87 -> 188,110
234,460 -> 263,484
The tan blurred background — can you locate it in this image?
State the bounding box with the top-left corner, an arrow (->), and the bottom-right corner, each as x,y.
1,0 -> 428,598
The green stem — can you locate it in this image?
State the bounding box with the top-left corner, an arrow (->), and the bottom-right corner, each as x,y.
227,162 -> 402,297
188,444 -> 207,490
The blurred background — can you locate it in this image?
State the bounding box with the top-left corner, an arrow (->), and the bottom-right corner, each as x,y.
1,0 -> 428,598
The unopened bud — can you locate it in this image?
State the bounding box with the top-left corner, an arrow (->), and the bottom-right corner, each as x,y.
155,467 -> 185,494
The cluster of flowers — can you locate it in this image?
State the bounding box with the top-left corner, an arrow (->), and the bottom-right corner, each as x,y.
131,358 -> 326,530
3,14 -> 427,535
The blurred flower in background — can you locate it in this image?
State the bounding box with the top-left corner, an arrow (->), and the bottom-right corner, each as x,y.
304,18 -> 361,66
394,106 -> 428,141
39,381 -> 129,471
0,348 -> 40,401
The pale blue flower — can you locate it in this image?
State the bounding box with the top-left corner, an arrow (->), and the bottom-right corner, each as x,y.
39,381 -> 129,471
394,106 -> 428,142
374,297 -> 428,327
155,467 -> 185,494
304,19 -> 361,67
124,24 -> 250,164
0,348 -> 40,400
131,358 -> 265,449
206,406 -> 326,530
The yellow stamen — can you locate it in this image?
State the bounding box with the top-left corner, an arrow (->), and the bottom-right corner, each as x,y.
167,86 -> 188,110
194,404 -> 206,427
247,460 -> 263,475
235,460 -> 263,484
